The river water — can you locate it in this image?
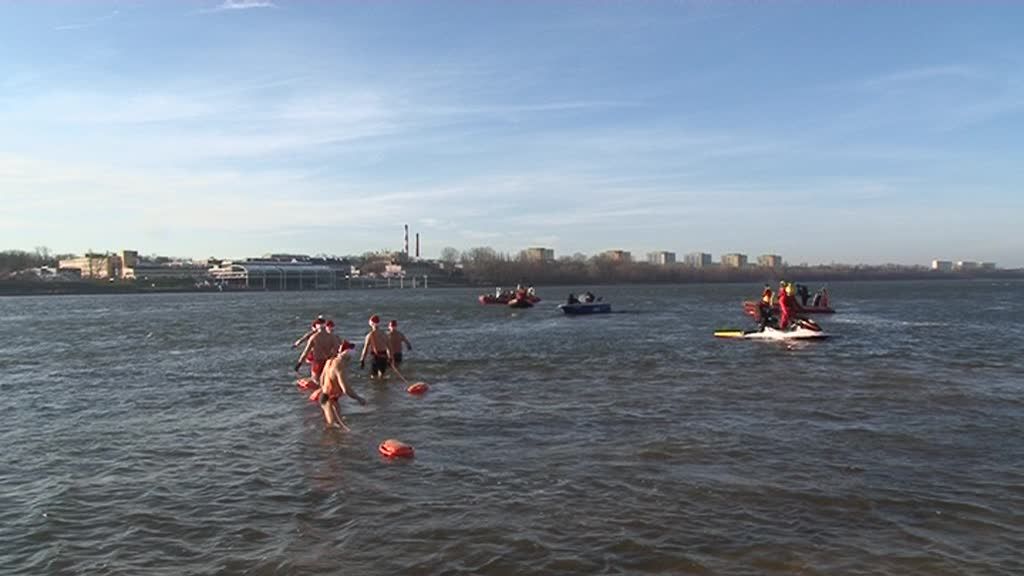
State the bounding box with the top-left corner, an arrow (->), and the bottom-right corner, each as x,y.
1,280 -> 1022,575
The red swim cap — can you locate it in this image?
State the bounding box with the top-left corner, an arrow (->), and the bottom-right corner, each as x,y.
339,339 -> 355,352
314,317 -> 326,324
368,314 -> 380,325
325,320 -> 335,328
388,320 -> 398,328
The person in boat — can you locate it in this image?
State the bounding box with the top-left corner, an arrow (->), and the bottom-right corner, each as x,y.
797,284 -> 810,306
494,287 -> 503,299
292,315 -> 326,349
386,320 -> 412,369
758,284 -> 774,331
514,286 -> 528,302
527,285 -> 536,297
319,340 -> 366,429
294,318 -> 337,385
820,287 -> 830,308
583,291 -> 595,303
567,293 -> 580,305
359,314 -> 391,380
812,289 -> 822,307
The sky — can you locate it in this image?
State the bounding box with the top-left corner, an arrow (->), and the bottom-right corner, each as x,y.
1,1 -> 1022,266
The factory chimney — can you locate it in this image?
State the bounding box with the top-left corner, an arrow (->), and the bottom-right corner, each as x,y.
404,224 -> 409,257
415,233 -> 420,259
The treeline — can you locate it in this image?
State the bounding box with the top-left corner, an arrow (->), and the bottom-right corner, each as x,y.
442,246 -> 1022,286
0,248 -> 72,276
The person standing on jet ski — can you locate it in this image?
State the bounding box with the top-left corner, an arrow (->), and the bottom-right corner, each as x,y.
758,284 -> 774,331
778,281 -> 795,330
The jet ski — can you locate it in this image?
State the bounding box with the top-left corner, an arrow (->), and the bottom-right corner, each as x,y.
715,317 -> 828,340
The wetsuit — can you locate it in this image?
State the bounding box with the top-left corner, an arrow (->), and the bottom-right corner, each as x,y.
778,292 -> 793,330
758,289 -> 774,330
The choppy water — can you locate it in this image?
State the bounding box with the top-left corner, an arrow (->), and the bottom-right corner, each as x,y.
2,280 -> 1023,575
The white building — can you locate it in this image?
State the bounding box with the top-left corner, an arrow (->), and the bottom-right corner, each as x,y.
646,251 -> 676,265
721,253 -> 748,268
684,252 -> 712,268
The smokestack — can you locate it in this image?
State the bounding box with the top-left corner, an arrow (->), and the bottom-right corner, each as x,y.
416,233 -> 420,258
404,224 -> 409,256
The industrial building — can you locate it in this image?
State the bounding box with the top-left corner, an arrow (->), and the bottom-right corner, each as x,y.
61,250 -> 209,281
208,260 -> 345,290
59,254 -> 121,279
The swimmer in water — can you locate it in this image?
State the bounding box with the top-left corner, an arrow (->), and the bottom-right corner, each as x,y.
323,319 -> 342,351
386,320 -> 412,369
292,315 -> 326,349
319,340 -> 366,429
295,319 -> 336,385
359,314 -> 391,380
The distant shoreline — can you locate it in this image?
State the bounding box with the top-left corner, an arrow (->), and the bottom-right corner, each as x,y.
1,271 -> 1020,297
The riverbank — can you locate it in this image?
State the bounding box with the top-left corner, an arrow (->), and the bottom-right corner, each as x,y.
1,270 -> 1020,297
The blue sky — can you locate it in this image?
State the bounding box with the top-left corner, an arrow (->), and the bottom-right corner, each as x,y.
1,1 -> 1022,266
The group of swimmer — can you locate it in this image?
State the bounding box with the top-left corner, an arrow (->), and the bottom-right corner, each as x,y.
756,281 -> 830,331
291,314 -> 413,429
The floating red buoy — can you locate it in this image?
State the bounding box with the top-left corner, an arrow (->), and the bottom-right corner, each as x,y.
407,382 -> 429,395
378,439 -> 414,459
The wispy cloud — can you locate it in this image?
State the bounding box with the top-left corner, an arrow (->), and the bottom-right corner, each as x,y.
202,0 -> 276,13
54,10 -> 119,31
858,65 -> 979,92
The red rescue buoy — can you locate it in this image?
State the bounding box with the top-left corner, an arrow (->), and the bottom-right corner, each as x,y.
407,382 -> 429,395
378,439 -> 414,459
296,378 -> 317,390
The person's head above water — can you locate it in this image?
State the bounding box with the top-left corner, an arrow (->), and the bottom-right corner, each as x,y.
368,314 -> 380,327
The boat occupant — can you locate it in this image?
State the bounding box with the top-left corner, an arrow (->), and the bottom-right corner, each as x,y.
567,293 -> 580,305
797,284 -> 810,306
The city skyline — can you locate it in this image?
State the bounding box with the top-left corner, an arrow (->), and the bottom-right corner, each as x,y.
2,2 -> 1023,266
34,239 -> 1003,271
